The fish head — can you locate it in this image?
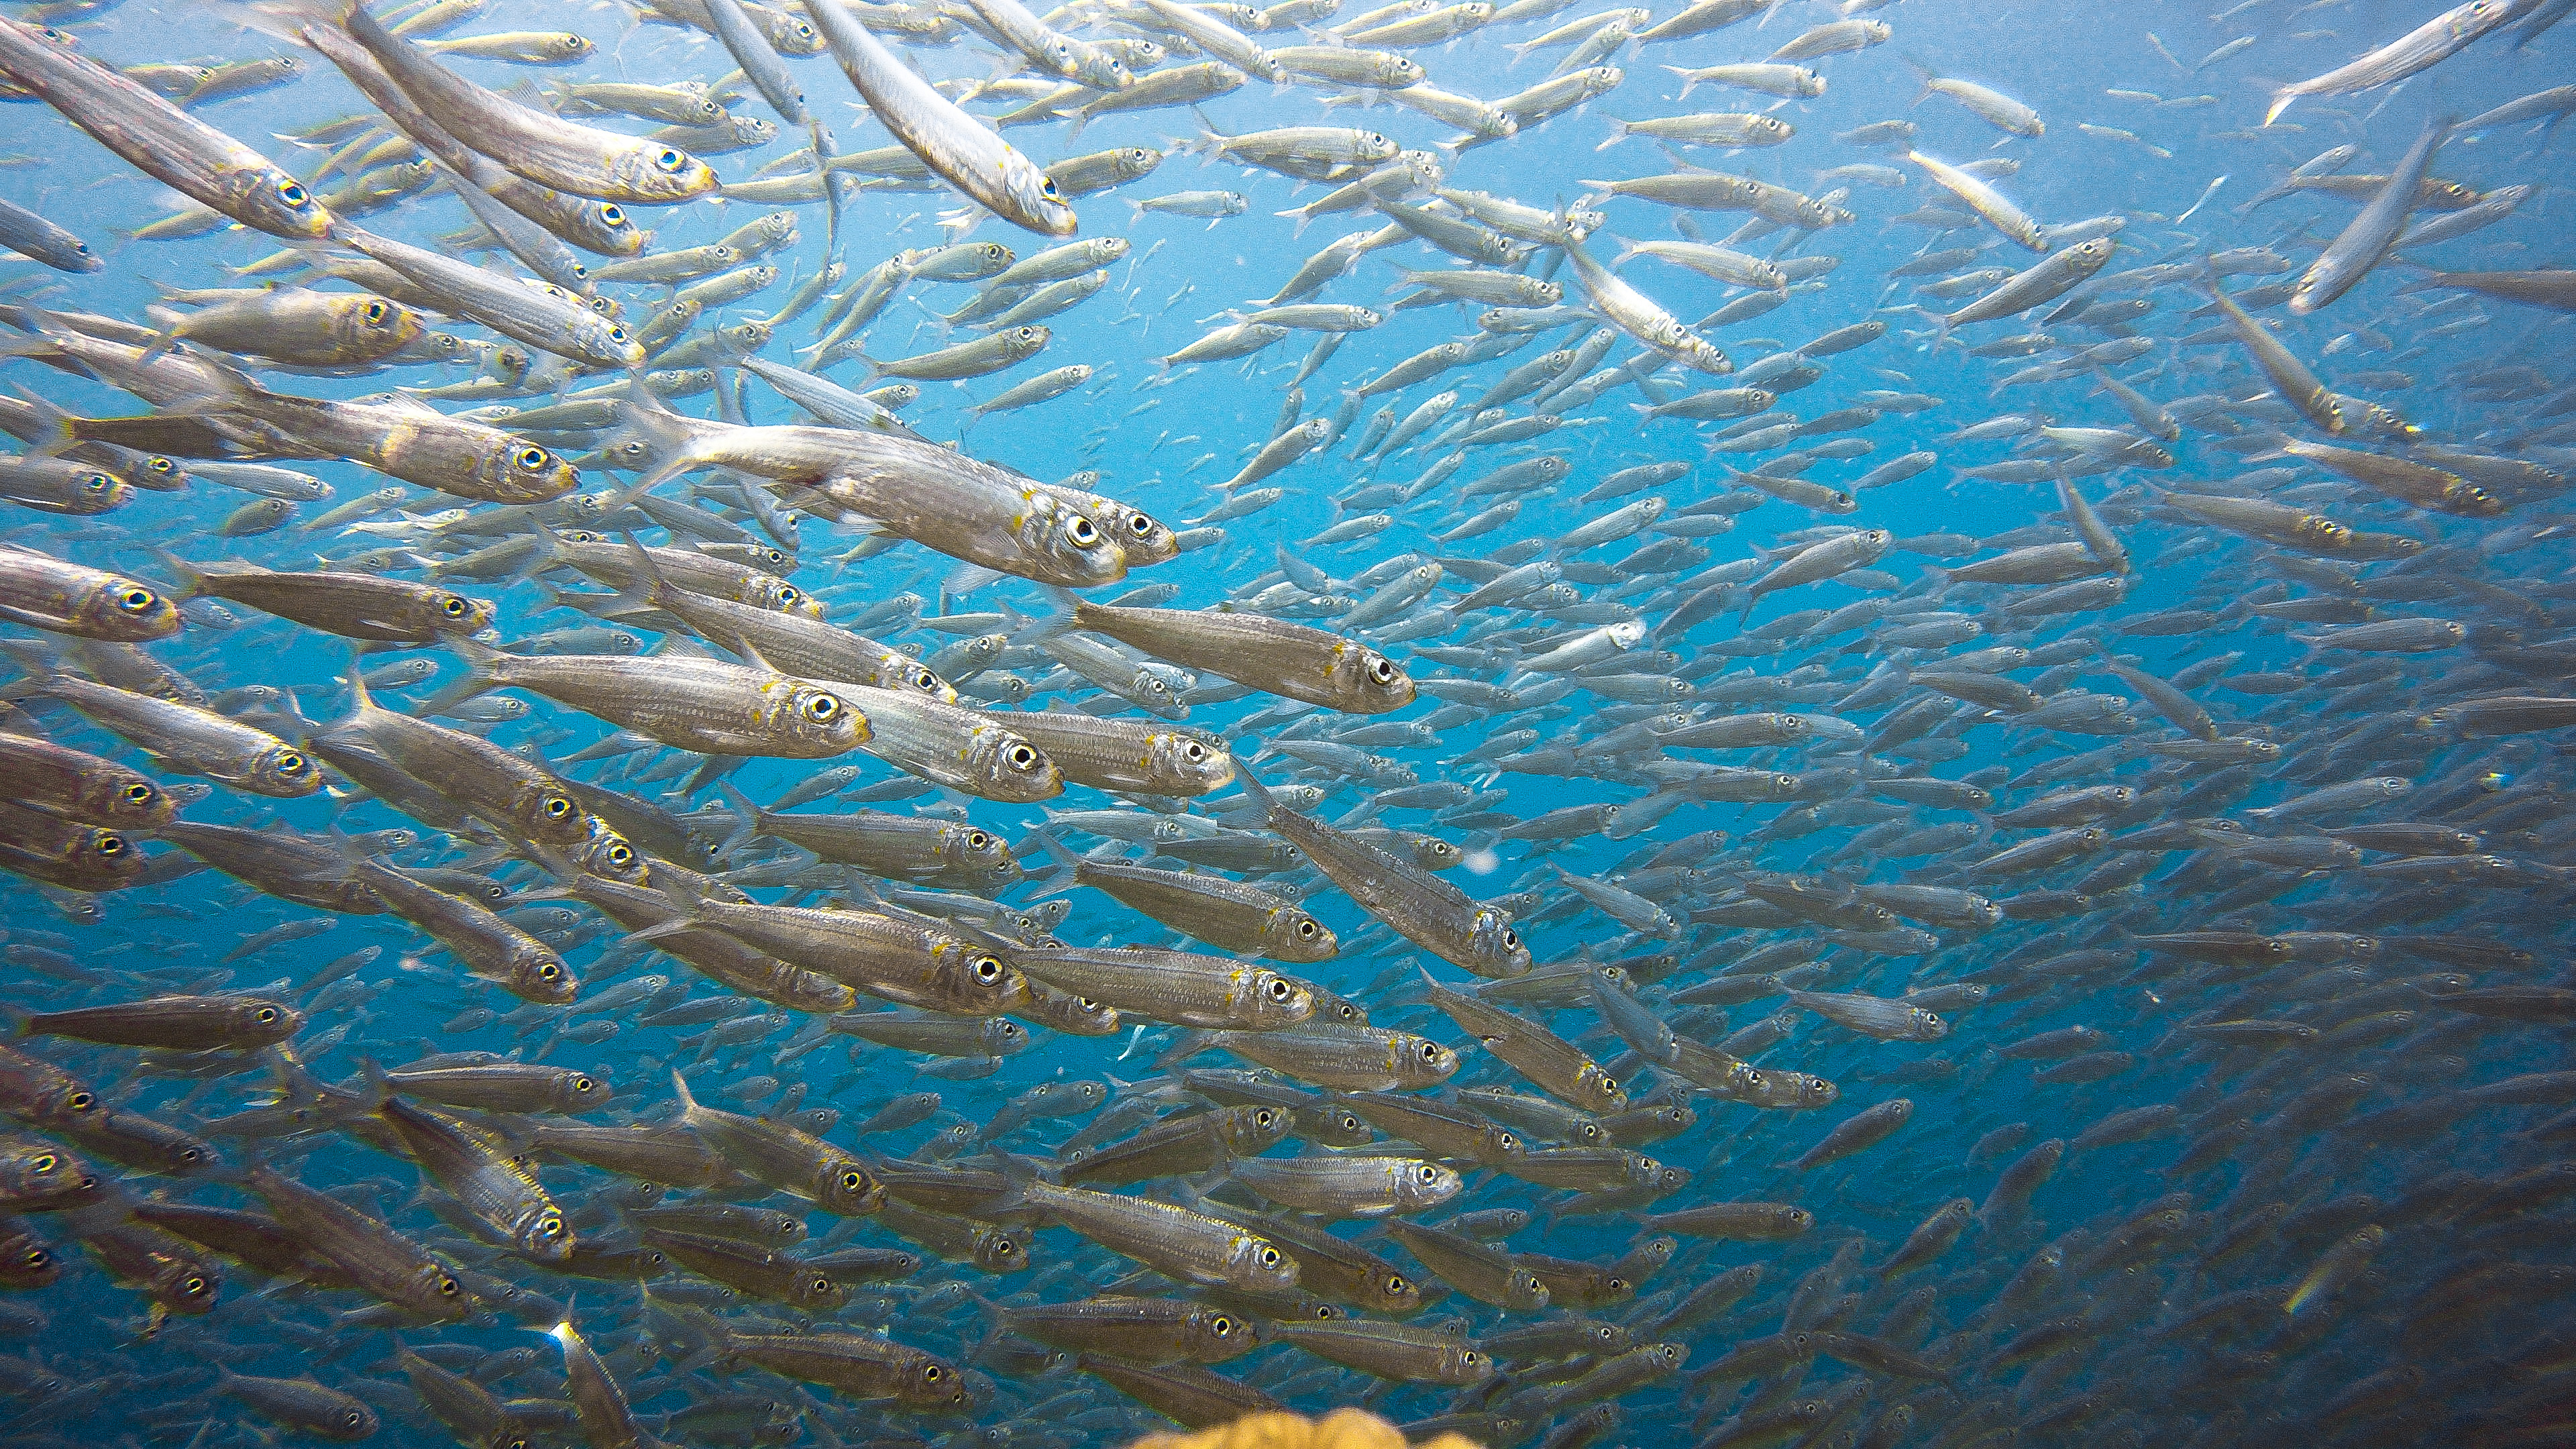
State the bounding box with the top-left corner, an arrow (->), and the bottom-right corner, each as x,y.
1258,906 -> 1338,963
1222,1104 -> 1295,1156
0,1142 -> 100,1210
427,588 -> 497,637
1466,907 -> 1530,978
959,1224 -> 1031,1275
333,292 -> 425,359
72,570 -> 180,641
773,680 -> 867,755
1019,487 -> 1128,586
1397,1160 -> 1464,1212
1223,1230 -> 1299,1292
1397,1032 -> 1459,1088
1502,1267 -> 1552,1312
80,769 -> 172,830
816,1155 -> 885,1217
965,722 -> 1062,802
763,7 -> 826,50
229,998 -> 305,1046
1142,727 -> 1232,792
1087,494 -> 1177,564
508,944 -> 578,1006
249,741 -> 323,798
219,161 -> 333,239
614,141 -> 720,203
574,820 -> 653,884
1246,969 -> 1316,1027
1010,158 -> 1083,238
896,1352 -> 973,1413
877,647 -> 947,696
513,1203 -> 576,1264
478,439 -> 578,506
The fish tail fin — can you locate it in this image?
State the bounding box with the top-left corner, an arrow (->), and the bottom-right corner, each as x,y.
1228,760 -> 1278,819
148,547 -> 206,600
218,0 -> 354,47
1026,833 -> 1087,897
603,386 -> 706,494
335,646 -> 386,723
5,384 -> 81,459
711,782 -> 766,861
2263,87 -> 2297,127
413,636 -> 502,718
669,1069 -> 699,1118
981,1147 -> 1042,1214
1152,1028 -> 1214,1072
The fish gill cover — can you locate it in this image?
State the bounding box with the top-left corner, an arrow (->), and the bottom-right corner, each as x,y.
0,0 -> 2568,1444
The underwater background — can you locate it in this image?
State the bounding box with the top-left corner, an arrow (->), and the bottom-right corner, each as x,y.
0,0 -> 2571,1444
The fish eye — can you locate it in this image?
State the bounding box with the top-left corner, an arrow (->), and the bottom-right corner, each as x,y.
923,1364 -> 945,1382
276,179 -> 309,206
1265,977 -> 1292,1001
1387,1273 -> 1410,1294
116,586 -> 159,612
1041,178 -> 1061,199
513,445 -> 552,471
1501,928 -> 1519,948
1211,1314 -> 1236,1336
1067,515 -> 1099,545
145,456 -> 174,475
181,1274 -> 209,1297
655,148 -> 686,171
79,472 -> 111,493
598,203 -> 628,227
544,796 -> 575,820
1183,741 -> 1205,761
801,692 -> 841,722
537,961 -> 562,981
840,1169 -> 867,1191
437,1275 -> 461,1297
440,594 -> 470,617
341,1413 -> 365,1430
1419,1042 -> 1443,1062
28,1155 -> 53,1174
93,831 -> 125,857
1254,1109 -> 1276,1128
64,1091 -> 93,1112
1006,743 -> 1038,769
1417,1165 -> 1440,1183
966,830 -> 992,850
538,1216 -> 564,1240
275,751 -> 309,776
973,955 -> 1004,985
254,1006 -> 278,1023
1258,1246 -> 1281,1267
362,299 -> 388,323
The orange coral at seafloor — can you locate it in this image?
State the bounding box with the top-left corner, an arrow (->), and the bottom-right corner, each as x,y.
1126,1409 -> 1481,1449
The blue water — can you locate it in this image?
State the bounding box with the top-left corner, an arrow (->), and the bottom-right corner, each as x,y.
1,0 -> 2572,1444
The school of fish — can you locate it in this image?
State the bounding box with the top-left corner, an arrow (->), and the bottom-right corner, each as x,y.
0,0 -> 2571,1444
